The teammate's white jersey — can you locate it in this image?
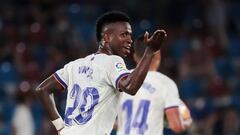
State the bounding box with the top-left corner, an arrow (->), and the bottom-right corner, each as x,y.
53,53 -> 130,135
117,71 -> 181,135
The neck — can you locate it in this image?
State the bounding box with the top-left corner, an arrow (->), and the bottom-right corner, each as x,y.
149,65 -> 158,71
97,43 -> 113,55
97,47 -> 112,55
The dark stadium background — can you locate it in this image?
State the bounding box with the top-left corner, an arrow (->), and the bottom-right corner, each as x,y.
0,0 -> 240,135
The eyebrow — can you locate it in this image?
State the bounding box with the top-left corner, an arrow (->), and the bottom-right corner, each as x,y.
120,30 -> 132,34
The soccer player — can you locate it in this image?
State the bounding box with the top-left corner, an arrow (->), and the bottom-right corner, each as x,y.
35,11 -> 167,135
116,35 -> 192,135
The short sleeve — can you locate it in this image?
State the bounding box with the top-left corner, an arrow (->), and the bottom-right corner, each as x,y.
164,79 -> 181,110
107,56 -> 130,91
53,64 -> 70,89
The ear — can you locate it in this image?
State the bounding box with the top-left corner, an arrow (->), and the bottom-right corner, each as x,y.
103,33 -> 113,43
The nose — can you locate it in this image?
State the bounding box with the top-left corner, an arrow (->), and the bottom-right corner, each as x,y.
127,36 -> 133,44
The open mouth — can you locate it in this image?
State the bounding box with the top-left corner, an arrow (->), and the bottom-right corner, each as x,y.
124,46 -> 130,50
123,46 -> 131,53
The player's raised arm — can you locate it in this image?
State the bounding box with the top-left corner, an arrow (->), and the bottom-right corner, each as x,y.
35,75 -> 65,131
118,30 -> 167,95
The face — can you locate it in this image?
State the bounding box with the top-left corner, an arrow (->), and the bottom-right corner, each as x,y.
103,22 -> 133,57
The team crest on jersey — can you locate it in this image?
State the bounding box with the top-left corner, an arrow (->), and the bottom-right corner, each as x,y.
115,62 -> 126,72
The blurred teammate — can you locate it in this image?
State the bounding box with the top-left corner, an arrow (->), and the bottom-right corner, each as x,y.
117,35 -> 192,135
12,90 -> 34,135
35,11 -> 167,135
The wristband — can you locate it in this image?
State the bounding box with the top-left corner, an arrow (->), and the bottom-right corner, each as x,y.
52,118 -> 64,130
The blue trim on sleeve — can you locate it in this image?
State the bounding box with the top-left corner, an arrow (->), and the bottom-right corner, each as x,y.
54,73 -> 68,88
164,105 -> 179,111
115,73 -> 130,92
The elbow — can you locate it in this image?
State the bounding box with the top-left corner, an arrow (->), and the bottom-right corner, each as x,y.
119,78 -> 142,96
34,86 -> 51,101
35,86 -> 45,97
122,85 -> 139,96
126,81 -> 143,95
127,90 -> 137,96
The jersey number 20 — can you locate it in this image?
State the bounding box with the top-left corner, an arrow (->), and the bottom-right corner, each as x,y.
122,99 -> 150,135
65,84 -> 99,126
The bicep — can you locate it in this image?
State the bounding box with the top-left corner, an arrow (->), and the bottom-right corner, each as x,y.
36,75 -> 65,94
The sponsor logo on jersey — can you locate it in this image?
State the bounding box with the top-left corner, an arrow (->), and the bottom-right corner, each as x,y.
115,62 -> 126,72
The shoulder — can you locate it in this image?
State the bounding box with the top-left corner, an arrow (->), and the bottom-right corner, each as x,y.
106,55 -> 124,62
109,55 -> 123,59
147,72 -> 180,100
97,54 -> 125,67
92,54 -> 123,62
66,54 -> 95,66
62,58 -> 83,68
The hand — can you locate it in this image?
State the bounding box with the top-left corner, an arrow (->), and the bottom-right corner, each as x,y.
179,101 -> 192,129
144,29 -> 167,53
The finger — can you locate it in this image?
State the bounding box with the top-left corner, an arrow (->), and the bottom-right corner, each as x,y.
144,31 -> 149,43
151,30 -> 162,40
153,29 -> 162,35
158,30 -> 167,37
155,30 -> 167,41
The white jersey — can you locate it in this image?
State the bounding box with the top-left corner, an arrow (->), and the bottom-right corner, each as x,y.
117,71 -> 181,135
53,53 -> 130,135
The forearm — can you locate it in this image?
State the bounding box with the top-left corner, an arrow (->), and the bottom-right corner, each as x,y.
35,75 -> 65,131
165,108 -> 185,133
120,47 -> 155,95
168,118 -> 185,133
35,87 -> 60,121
